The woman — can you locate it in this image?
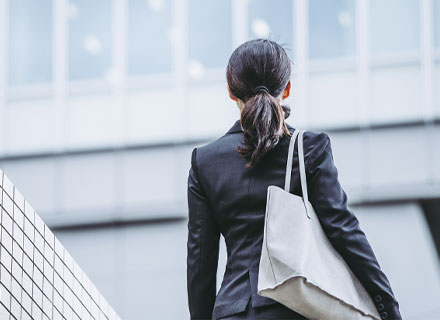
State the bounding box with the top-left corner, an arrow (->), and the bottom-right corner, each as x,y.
187,39 -> 401,320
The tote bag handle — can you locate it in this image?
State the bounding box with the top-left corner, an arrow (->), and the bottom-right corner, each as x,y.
284,129 -> 311,219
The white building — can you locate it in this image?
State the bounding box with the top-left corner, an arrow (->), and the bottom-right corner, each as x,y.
0,0 -> 440,318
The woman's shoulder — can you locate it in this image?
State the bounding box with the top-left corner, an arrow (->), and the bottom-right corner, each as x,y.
287,127 -> 332,172
190,133 -> 240,170
287,126 -> 329,148
303,129 -> 330,153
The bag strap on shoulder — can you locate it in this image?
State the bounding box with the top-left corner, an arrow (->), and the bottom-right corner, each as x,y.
284,129 -> 300,192
298,130 -> 311,218
284,129 -> 311,219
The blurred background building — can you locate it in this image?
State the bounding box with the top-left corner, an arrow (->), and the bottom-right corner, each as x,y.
0,0 -> 439,318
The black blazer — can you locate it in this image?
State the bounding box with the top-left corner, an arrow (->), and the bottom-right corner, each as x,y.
187,119 -> 401,320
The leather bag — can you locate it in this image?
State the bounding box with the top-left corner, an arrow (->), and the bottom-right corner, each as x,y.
257,128 -> 381,320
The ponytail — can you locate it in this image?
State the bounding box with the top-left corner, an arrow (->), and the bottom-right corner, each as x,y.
238,91 -> 291,169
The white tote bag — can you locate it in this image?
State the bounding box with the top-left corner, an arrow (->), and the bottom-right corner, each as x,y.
257,129 -> 381,320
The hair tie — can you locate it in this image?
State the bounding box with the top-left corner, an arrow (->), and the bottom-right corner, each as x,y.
253,85 -> 270,95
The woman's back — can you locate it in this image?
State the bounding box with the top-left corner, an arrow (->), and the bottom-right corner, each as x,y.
188,118 -> 325,319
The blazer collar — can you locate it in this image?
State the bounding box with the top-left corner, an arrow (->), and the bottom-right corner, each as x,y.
226,119 -> 295,134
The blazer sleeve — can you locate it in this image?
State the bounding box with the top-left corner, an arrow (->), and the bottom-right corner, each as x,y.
187,147 -> 221,320
306,132 -> 402,320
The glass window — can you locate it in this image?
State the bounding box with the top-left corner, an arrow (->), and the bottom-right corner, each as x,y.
370,0 -> 420,55
248,0 -> 294,60
188,0 -> 232,74
68,0 -> 112,80
128,0 -> 173,75
309,0 -> 356,59
8,0 -> 52,85
435,0 -> 440,48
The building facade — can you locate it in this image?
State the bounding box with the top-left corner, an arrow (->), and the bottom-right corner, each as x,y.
0,0 -> 439,318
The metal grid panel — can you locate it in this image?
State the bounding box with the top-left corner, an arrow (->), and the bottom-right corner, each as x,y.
0,168 -> 121,320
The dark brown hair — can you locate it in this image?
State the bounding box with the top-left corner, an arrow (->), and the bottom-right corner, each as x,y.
226,39 -> 292,169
